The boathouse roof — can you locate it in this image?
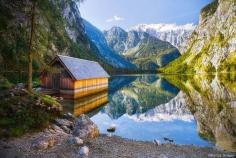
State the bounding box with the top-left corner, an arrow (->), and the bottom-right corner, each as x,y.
52,55 -> 110,80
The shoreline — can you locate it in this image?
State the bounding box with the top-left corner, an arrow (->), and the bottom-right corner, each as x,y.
0,130 -> 235,158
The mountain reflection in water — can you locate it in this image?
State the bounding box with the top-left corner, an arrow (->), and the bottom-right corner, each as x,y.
61,74 -> 236,152
163,73 -> 236,152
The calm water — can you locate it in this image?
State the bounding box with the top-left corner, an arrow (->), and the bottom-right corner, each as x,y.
62,74 -> 236,152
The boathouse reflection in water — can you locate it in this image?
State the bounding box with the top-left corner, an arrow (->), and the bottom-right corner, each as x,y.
62,90 -> 109,116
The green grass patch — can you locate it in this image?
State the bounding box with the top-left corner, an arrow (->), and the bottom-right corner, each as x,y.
0,76 -> 14,90
0,90 -> 61,138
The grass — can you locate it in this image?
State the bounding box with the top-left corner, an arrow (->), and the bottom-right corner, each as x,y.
0,90 -> 61,138
0,76 -> 14,90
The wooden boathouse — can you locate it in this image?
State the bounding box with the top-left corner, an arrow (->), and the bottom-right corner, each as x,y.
40,55 -> 110,99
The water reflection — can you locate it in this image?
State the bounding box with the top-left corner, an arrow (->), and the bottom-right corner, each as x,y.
62,90 -> 109,117
60,73 -> 236,152
162,73 -> 236,152
91,75 -> 212,147
103,75 -> 179,119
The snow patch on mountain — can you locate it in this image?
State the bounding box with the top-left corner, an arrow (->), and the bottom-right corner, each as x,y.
130,23 -> 196,53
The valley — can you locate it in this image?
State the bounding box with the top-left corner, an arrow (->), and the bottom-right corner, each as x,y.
0,0 -> 236,157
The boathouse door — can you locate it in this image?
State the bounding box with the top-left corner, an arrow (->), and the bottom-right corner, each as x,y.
52,73 -> 60,90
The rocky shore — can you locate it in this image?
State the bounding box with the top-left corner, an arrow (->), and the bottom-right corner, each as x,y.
0,113 -> 235,158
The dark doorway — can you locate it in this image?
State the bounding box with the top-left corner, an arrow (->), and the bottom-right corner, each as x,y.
53,73 -> 60,90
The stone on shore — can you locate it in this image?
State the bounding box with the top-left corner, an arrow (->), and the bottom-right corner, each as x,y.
67,136 -> 83,146
73,114 -> 100,139
54,119 -> 73,129
32,135 -> 56,150
79,146 -> 89,157
63,112 -> 75,121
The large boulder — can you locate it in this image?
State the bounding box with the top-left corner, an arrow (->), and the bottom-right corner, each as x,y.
73,114 -> 100,139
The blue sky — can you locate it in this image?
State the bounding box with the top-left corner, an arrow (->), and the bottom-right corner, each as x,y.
80,0 -> 213,31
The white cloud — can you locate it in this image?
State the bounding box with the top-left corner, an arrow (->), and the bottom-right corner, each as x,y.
106,15 -> 125,23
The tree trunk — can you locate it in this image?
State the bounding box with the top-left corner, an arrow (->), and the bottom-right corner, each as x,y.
28,1 -> 36,91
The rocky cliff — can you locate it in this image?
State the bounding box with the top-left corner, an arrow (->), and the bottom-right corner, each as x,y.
131,23 -> 196,53
104,27 -> 181,71
162,0 -> 236,73
0,0 -> 131,79
83,20 -> 136,70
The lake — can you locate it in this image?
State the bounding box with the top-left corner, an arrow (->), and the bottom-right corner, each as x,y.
62,73 -> 236,152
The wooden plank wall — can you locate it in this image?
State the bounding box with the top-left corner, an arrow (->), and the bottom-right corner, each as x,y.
60,77 -> 74,89
60,78 -> 109,99
74,78 -> 108,89
40,73 -> 53,89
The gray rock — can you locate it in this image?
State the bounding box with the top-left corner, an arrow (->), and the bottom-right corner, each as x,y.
34,87 -> 42,92
10,92 -> 14,97
63,113 -> 75,121
15,83 -> 25,89
32,135 -> 56,150
54,119 -> 73,128
51,124 -> 64,133
61,125 -> 71,134
67,136 -> 83,146
79,146 -> 89,157
73,114 -> 100,139
159,154 -> 168,158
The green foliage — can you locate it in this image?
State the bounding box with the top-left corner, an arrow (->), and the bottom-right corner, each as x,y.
219,52 -> 236,72
123,38 -> 180,71
0,91 -> 61,138
0,77 -> 14,90
0,0 -> 119,84
159,51 -> 192,73
33,92 -> 61,107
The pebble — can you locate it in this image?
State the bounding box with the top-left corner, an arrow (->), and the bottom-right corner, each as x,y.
79,146 -> 89,157
67,136 -> 83,146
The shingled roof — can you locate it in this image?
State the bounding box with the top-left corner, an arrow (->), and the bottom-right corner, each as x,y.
53,55 -> 110,80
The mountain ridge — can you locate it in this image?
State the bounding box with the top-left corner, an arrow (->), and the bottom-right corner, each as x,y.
161,0 -> 236,73
130,23 -> 196,53
83,20 -> 136,71
104,27 -> 181,71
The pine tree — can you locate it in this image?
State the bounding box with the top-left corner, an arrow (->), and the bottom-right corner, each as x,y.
27,0 -> 37,91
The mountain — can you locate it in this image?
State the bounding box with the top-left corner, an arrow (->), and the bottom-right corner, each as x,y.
0,0 -> 133,81
131,23 -> 196,53
162,0 -> 236,73
104,27 -> 181,71
83,20 -> 136,70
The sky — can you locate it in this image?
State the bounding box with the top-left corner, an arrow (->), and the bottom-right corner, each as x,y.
79,0 -> 213,31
